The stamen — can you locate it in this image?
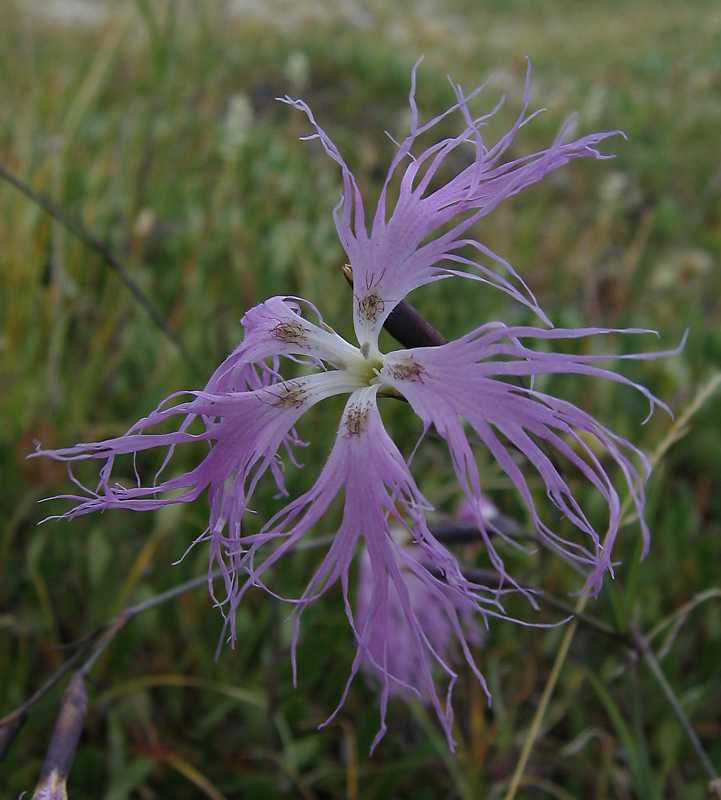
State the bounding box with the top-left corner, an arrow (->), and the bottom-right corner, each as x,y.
388,359 -> 425,382
344,403 -> 370,435
271,320 -> 307,345
357,290 -> 384,324
271,381 -> 308,408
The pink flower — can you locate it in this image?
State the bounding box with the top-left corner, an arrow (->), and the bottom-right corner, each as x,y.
35,64 -> 675,750
356,527 -> 485,705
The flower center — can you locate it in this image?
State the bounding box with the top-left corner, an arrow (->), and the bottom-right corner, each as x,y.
347,344 -> 384,385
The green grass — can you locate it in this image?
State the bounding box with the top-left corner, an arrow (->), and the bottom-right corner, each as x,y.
1,0 -> 720,797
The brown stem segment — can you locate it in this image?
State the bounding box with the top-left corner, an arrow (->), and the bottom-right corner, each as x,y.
32,673 -> 88,799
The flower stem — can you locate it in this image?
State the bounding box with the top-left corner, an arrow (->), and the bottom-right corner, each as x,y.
502,595 -> 588,800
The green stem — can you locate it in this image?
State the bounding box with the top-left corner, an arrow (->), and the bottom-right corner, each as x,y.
502,595 -> 587,800
628,622 -> 718,782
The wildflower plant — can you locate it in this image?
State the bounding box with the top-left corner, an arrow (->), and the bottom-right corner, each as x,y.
36,62 -> 676,750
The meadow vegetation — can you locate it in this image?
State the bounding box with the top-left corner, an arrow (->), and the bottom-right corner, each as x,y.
1,0 -> 720,797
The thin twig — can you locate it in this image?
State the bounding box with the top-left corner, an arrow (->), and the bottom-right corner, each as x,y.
0,570 -> 211,760
461,568 -> 628,644
0,529 -> 342,758
0,625 -> 106,760
628,622 -> 718,782
0,162 -> 202,376
503,596 -> 587,800
30,673 -> 88,799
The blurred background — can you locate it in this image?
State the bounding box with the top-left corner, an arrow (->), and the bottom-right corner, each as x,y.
1,0 -> 720,797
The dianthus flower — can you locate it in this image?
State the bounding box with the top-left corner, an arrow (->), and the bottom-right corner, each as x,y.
357,521 -> 486,705
36,63 -> 674,750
